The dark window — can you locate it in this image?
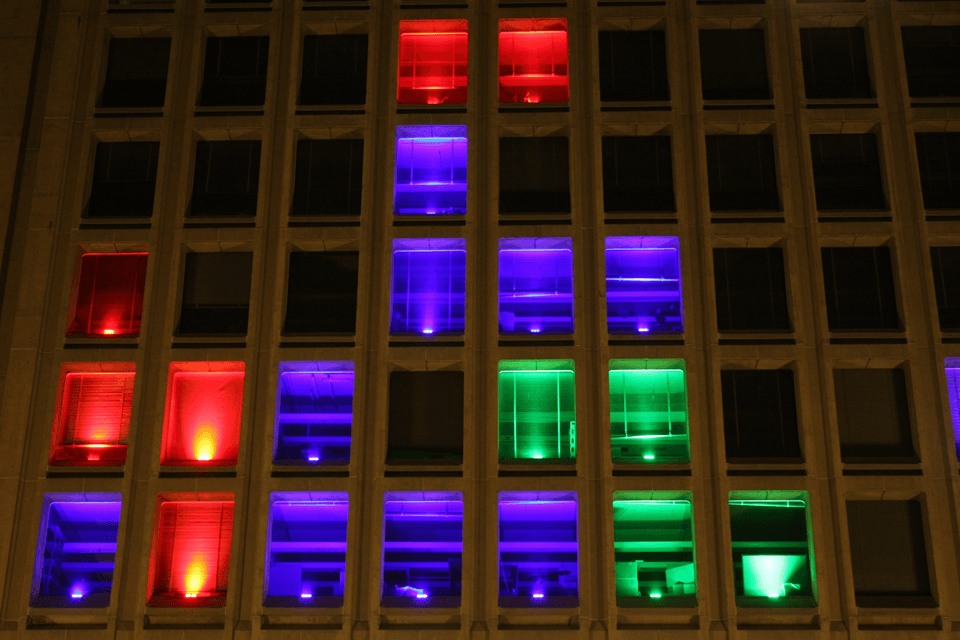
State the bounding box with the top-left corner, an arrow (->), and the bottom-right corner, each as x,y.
283,252 -> 359,334
699,30 -> 770,100
388,371 -> 463,462
292,139 -> 363,216
846,501 -> 935,608
713,248 -> 790,332
706,135 -> 780,211
834,369 -> 915,461
87,142 -> 159,218
901,26 -> 960,98
199,36 -> 269,107
178,252 -> 253,336
499,137 -> 570,214
598,31 -> 669,102
915,132 -> 960,209
101,38 -> 170,108
189,141 -> 261,217
601,136 -> 674,212
810,134 -> 886,210
721,369 -> 801,461
821,247 -> 900,330
300,35 -> 368,106
800,28 -> 871,99
931,247 -> 960,330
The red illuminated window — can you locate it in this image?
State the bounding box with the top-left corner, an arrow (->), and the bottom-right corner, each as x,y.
160,362 -> 245,466
397,20 -> 468,105
49,363 -> 135,466
148,494 -> 234,607
498,19 -> 569,104
67,252 -> 148,338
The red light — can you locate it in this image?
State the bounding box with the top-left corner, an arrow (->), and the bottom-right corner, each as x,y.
397,20 -> 468,105
498,19 -> 569,104
66,253 -> 148,338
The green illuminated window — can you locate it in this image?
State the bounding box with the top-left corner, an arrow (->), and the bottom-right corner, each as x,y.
729,492 -> 817,607
498,360 -> 575,463
613,493 -> 696,607
610,360 -> 689,464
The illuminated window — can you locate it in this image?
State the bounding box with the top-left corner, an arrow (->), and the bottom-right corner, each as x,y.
390,238 -> 465,334
498,19 -> 569,104
498,237 -> 574,335
498,360 -> 576,463
382,493 -> 463,607
945,360 -> 960,459
610,360 -> 689,465
613,493 -> 696,606
148,494 -> 234,607
397,21 -> 468,105
605,237 -> 682,334
274,362 -> 353,466
30,493 -> 121,607
264,492 -> 348,607
394,126 -> 467,215
498,492 -> 578,607
49,364 -> 135,466
67,253 -> 148,338
160,362 -> 245,467
728,492 -> 816,607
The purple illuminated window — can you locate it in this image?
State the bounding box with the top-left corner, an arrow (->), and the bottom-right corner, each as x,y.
498,491 -> 578,607
946,359 -> 960,459
394,125 -> 467,215
390,239 -> 466,335
264,492 -> 349,607
382,492 -> 463,607
605,237 -> 683,334
273,362 -> 354,466
499,237 -> 574,335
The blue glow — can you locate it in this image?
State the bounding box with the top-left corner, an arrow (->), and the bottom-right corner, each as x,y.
71,590 -> 84,599
944,359 -> 960,459
390,239 -> 466,335
532,593 -> 545,599
394,125 -> 467,215
605,237 -> 683,334
499,238 -> 574,335
274,363 -> 354,466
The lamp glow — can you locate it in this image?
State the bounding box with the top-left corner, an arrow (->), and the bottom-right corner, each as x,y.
532,593 -> 545,599
184,557 -> 207,597
103,329 -> 115,335
193,426 -> 216,461
422,328 -> 433,334
742,555 -> 806,599
300,592 -> 313,599
649,591 -> 662,599
71,589 -> 84,600
643,454 -> 655,460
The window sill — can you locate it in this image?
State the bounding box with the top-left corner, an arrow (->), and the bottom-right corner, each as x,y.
26,611 -> 109,628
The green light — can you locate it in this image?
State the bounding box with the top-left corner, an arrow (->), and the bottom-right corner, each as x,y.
642,454 -> 655,460
498,361 -> 576,462
649,592 -> 661,599
610,364 -> 690,464
742,555 -> 806,598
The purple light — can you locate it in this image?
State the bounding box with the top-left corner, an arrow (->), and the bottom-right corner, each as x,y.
300,592 -> 313,599
946,360 -> 960,459
394,125 -> 467,215
532,593 -> 545,599
605,237 -> 683,335
416,592 -> 429,599
390,239 -> 466,335
422,328 -> 433,334
499,238 -> 574,335
274,363 -> 353,466
71,590 -> 84,600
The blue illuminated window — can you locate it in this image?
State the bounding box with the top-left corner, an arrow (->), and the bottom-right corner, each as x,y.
945,359 -> 960,460
273,362 -> 354,466
264,492 -> 349,607
394,125 -> 467,215
498,491 -> 578,608
31,493 -> 122,607
605,237 -> 683,334
390,239 -> 466,335
382,493 -> 463,607
498,237 -> 574,335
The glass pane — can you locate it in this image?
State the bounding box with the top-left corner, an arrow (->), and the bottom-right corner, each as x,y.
274,364 -> 354,466
610,361 -> 689,464
390,239 -> 466,334
498,238 -> 574,335
498,19 -> 569,103
498,361 -> 576,462
605,237 -> 682,334
394,125 -> 467,215
397,21 -> 468,104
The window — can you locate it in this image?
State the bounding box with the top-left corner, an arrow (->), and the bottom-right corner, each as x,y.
610,360 -> 689,464
916,133 -> 960,209
87,142 -> 159,218
605,237 -> 683,334
397,20 -> 468,104
499,137 -> 570,214
189,141 -> 261,217
160,362 -> 245,466
945,360 -> 960,459
264,492 -> 348,607
713,248 -> 790,332
300,35 -> 368,105
283,251 -> 359,334
199,36 -> 269,107
834,368 -> 915,462
810,134 -> 886,210
498,360 -> 575,463
49,364 -> 135,466
598,31 -> 669,102
100,38 -> 171,108
390,239 -> 466,334
901,26 -> 960,98
388,371 -> 463,462
721,370 -> 801,461
178,252 -> 253,336
705,135 -> 780,211
394,126 -> 467,215
498,19 -> 569,104
601,137 -> 675,212
147,495 -> 235,607
846,500 -> 935,608
498,492 -> 578,607
821,247 -> 900,331
67,252 -> 148,338
699,30 -> 770,100
382,493 -> 463,606
274,362 -> 353,466
30,493 -> 122,608
799,28 -> 871,99
613,494 -> 696,606
499,237 -> 574,335
292,139 -> 363,216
